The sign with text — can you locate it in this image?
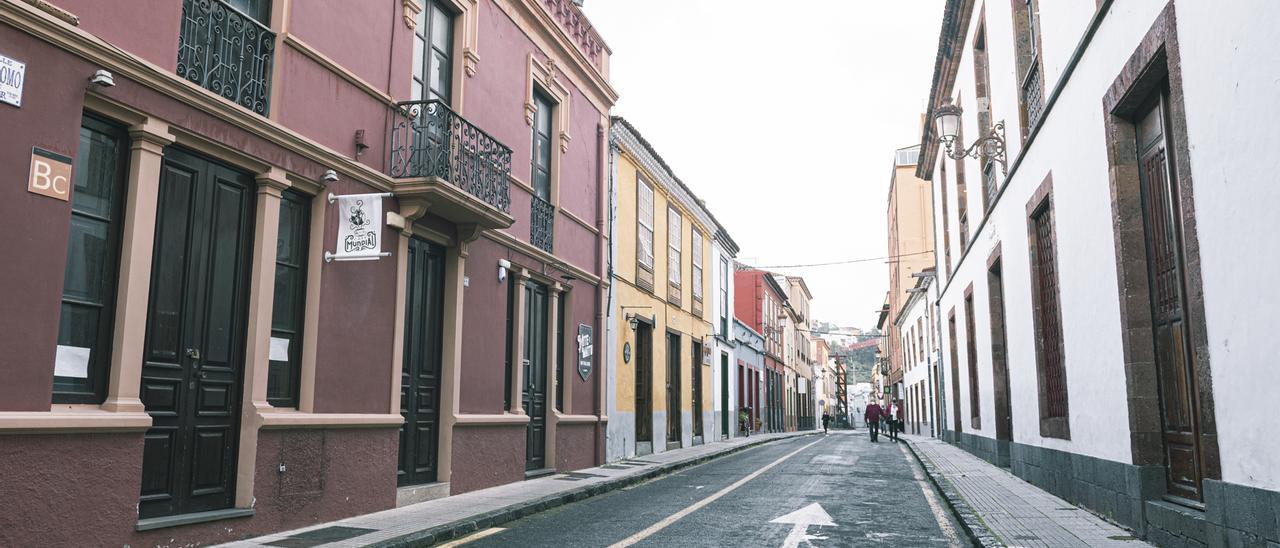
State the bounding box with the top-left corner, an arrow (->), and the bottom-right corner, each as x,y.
28,147 -> 72,201
0,52 -> 24,107
325,192 -> 390,262
577,324 -> 593,381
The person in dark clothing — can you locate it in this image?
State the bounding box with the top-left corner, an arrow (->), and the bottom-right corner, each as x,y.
887,399 -> 901,442
821,412 -> 831,434
864,402 -> 884,442
895,400 -> 906,440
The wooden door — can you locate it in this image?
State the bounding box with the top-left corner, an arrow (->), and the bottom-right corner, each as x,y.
398,237 -> 445,486
523,282 -> 549,470
988,260 -> 1014,443
139,148 -> 254,519
634,323 -> 653,443
1137,91 -> 1203,502
666,333 -> 682,446
948,313 -> 963,434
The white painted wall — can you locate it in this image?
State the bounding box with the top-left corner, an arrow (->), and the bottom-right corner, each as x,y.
1174,1 -> 1280,491
709,239 -> 738,440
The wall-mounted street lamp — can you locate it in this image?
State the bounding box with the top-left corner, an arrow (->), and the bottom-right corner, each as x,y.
933,101 -> 1008,173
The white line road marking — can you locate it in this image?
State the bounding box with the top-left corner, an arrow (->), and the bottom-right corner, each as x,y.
771,503 -> 837,548
899,443 -> 963,548
608,437 -> 826,548
437,526 -> 506,547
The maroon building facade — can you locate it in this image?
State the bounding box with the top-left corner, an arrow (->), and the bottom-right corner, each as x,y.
732,268 -> 788,434
0,0 -> 614,544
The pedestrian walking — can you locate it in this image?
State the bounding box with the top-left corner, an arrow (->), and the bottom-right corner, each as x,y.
864,401 -> 883,442
895,399 -> 905,440
887,400 -> 900,442
821,412 -> 831,434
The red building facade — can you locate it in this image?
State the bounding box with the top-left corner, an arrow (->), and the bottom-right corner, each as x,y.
0,0 -> 613,544
733,267 -> 788,433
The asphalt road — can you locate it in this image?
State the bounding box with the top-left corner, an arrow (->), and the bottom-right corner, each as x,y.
453,431 -> 971,547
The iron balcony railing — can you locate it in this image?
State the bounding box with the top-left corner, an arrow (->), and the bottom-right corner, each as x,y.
1022,62 -> 1044,130
530,195 -> 555,252
177,0 -> 275,116
389,100 -> 513,213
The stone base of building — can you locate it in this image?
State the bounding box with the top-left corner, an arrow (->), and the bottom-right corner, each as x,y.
938,432 -> 1280,547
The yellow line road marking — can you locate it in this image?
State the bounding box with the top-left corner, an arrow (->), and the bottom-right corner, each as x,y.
437,526 -> 506,547
609,437 -> 826,548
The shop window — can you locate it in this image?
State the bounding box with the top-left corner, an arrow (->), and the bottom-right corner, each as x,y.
266,190 -> 311,407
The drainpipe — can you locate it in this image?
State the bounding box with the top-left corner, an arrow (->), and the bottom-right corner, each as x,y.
595,121 -> 608,465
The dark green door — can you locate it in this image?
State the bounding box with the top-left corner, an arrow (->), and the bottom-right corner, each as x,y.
139,148 -> 255,519
399,237 -> 446,486
523,282 -> 549,470
720,353 -> 729,439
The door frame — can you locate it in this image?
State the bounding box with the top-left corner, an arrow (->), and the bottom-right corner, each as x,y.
398,236 -> 447,486
665,330 -> 682,450
138,145 -> 257,519
633,318 -> 654,455
1102,3 -> 1219,503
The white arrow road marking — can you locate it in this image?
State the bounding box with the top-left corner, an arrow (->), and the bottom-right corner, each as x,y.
771,503 -> 836,548
609,437 -> 826,548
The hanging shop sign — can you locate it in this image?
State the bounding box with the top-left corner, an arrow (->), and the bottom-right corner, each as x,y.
577,324 -> 593,381
28,147 -> 72,201
325,192 -> 393,262
702,342 -> 712,366
0,52 -> 25,108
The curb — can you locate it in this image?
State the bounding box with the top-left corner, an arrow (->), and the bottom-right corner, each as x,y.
371,432 -> 820,547
901,438 -> 1005,548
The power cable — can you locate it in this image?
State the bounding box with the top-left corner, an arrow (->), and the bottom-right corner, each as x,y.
743,250 -> 935,270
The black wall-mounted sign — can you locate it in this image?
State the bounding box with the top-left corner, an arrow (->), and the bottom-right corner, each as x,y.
577,324 -> 593,381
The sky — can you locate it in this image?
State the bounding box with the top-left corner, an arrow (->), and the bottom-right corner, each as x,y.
584,0 -> 945,330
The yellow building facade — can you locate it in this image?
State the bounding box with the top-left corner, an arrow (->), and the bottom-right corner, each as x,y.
608,118 -> 714,457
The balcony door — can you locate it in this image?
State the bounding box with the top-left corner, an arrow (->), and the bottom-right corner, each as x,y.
523,282 -> 550,471
398,237 -> 445,486
412,0 -> 454,105
138,148 -> 255,519
1137,90 -> 1204,502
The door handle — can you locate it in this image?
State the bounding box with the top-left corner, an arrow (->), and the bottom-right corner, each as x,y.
186,348 -> 201,360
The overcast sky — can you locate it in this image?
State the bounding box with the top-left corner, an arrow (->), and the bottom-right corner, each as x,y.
585,1 -> 946,330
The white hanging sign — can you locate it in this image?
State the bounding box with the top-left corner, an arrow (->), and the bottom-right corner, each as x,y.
0,52 -> 25,108
325,192 -> 393,262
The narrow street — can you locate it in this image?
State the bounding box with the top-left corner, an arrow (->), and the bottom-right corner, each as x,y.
458,432 -> 967,547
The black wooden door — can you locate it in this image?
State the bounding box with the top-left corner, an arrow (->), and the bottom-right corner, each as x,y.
988,260 -> 1014,443
398,237 -> 445,486
634,323 -> 652,444
1137,91 -> 1203,502
720,353 -> 729,439
523,282 -> 549,470
139,148 -> 254,519
666,333 -> 682,446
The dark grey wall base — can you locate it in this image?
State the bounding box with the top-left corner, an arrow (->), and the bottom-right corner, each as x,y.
938,430 -> 1280,548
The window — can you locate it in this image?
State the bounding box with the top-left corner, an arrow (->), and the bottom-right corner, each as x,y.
667,207 -> 682,303
504,279 -> 516,410
531,92 -> 553,200
940,160 -> 953,276
691,230 -> 704,311
267,190 -> 311,407
964,288 -> 981,430
412,0 -> 455,104
973,15 -> 997,209
948,309 -> 962,433
954,99 -> 970,247
555,293 -> 565,412
637,177 -> 655,271
719,256 -> 729,336
53,115 -> 128,404
1028,184 -> 1068,438
530,91 -> 554,252
1012,0 -> 1045,139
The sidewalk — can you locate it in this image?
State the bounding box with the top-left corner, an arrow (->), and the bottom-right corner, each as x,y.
902,434 -> 1152,548
222,430 -> 816,548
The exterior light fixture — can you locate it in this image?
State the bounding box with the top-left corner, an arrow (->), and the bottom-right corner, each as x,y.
89,69 -> 115,87
322,169 -> 339,183
933,100 -> 1008,173
497,259 -> 511,282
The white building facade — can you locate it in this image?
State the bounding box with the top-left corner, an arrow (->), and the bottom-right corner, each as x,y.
896,275 -> 940,438
920,0 -> 1280,544
709,229 -> 740,440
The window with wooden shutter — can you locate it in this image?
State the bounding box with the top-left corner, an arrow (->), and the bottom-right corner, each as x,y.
1027,180 -> 1069,439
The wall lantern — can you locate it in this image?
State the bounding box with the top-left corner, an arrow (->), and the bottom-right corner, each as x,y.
933,101 -> 1008,174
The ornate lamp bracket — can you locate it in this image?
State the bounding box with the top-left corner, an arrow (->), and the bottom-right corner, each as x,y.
942,120 -> 1008,174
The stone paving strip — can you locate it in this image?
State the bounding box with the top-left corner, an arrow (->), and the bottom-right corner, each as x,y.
902,435 -> 1153,548
220,431 -> 816,548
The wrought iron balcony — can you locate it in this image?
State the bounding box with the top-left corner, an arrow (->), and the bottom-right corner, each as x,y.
177,0 -> 275,116
389,100 -> 512,215
1022,62 -> 1044,130
530,195 -> 554,253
